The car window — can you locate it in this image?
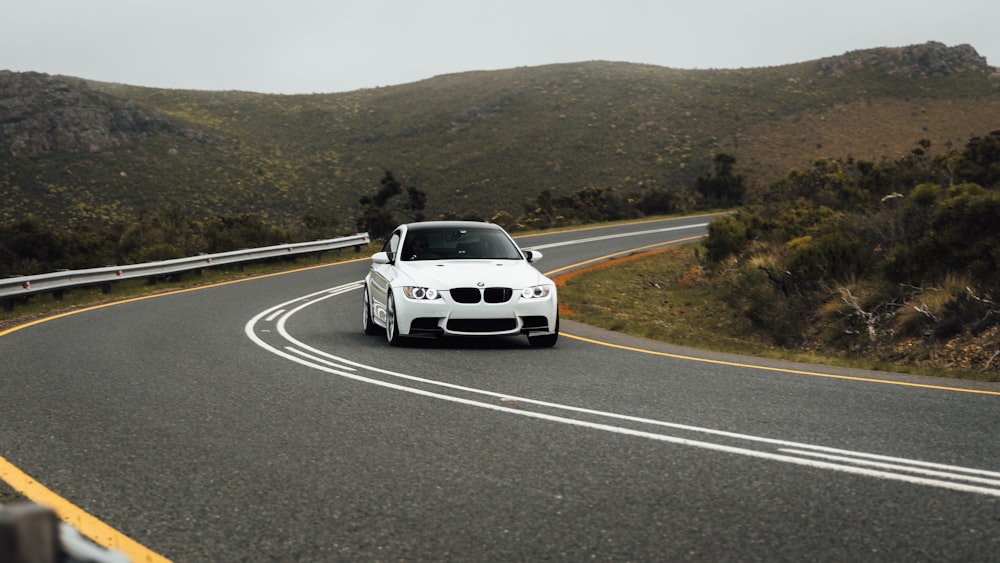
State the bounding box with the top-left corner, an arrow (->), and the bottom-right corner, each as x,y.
404,227 -> 522,260
382,231 -> 401,260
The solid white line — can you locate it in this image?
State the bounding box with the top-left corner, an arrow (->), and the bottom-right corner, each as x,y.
525,223 -> 708,250
285,346 -> 357,372
780,449 -> 1000,487
783,444 -> 1000,478
329,282 -> 364,295
245,282 -> 1000,499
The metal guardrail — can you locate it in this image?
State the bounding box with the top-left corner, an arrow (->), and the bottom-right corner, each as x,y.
1,233 -> 370,307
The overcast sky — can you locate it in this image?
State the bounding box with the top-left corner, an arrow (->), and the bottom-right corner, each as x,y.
3,0 -> 997,94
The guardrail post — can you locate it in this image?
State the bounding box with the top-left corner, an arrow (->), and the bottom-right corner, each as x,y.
1,503 -> 130,563
2,298 -> 13,313
0,502 -> 60,562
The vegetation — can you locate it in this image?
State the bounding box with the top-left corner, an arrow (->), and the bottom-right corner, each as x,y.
562,132 -> 1000,378
3,43 -> 1000,375
558,243 -> 999,380
2,43 -> 999,276
356,170 -> 428,239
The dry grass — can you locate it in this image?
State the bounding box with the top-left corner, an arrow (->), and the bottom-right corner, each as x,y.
555,244 -> 999,381
556,246 -> 775,355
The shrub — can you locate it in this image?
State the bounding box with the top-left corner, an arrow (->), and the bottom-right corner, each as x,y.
137,243 -> 183,262
889,275 -> 999,340
784,216 -> 867,283
818,279 -> 896,350
722,247 -> 809,346
702,214 -> 748,262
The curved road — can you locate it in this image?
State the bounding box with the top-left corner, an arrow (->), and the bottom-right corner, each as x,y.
2,216 -> 998,561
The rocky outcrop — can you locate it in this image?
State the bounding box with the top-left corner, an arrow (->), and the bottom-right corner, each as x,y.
818,41 -> 991,78
0,71 -> 175,156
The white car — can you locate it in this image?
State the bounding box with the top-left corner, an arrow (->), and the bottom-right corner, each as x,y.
363,221 -> 559,347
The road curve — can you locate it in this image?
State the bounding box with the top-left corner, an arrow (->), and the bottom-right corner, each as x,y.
2,215 -> 998,561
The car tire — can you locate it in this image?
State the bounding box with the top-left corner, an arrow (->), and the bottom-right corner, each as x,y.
362,286 -> 381,335
386,290 -> 403,346
527,316 -> 559,348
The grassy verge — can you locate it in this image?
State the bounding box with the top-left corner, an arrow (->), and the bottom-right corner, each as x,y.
555,244 -> 997,382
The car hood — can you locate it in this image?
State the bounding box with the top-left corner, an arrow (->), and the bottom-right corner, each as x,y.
395,260 -> 550,289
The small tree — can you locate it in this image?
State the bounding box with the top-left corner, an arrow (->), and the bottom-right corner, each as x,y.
703,214 -> 748,263
357,170 -> 427,240
695,153 -> 745,207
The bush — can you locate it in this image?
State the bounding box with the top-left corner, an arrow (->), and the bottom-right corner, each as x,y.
722,248 -> 809,346
703,214 -> 748,262
783,213 -> 868,283
818,279 -> 896,350
883,183 -> 1000,286
137,243 -> 184,262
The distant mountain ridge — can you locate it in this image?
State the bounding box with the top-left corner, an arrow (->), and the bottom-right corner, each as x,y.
817,42 -> 990,77
1,41 -> 998,230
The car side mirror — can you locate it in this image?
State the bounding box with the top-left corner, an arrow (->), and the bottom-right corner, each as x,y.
524,250 -> 543,263
371,251 -> 391,265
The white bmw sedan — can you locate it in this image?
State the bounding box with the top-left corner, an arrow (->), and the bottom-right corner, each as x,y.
363,221 -> 559,347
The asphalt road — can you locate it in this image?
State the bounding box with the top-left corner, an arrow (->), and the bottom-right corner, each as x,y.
2,216 -> 998,562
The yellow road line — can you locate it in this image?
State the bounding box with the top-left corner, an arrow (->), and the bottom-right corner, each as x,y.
0,454 -> 171,562
0,258 -> 367,338
560,332 -> 1000,396
0,257 -> 367,560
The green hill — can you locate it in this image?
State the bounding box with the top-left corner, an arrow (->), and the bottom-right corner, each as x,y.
2,41 -> 998,270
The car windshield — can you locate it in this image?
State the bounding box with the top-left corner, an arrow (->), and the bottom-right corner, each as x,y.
401,227 -> 523,261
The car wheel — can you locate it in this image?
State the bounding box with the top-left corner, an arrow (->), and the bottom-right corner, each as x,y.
362,286 -> 381,335
386,290 -> 403,346
528,316 -> 559,348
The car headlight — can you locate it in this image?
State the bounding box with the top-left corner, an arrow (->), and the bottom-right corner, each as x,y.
520,285 -> 552,299
402,286 -> 440,300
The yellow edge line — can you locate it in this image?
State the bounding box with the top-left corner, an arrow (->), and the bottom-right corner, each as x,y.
0,257 -> 368,338
0,454 -> 170,563
547,240 -> 1000,397
0,256 -> 368,561
560,332 -> 1000,396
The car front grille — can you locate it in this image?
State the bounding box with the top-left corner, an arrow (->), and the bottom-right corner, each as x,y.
447,318 -> 518,332
484,287 -> 513,303
450,288 -> 481,303
450,287 -> 513,304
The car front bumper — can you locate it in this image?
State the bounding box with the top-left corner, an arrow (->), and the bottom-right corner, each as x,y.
395,291 -> 558,338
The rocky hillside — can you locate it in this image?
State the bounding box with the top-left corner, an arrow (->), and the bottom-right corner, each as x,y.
0,71 -> 175,156
1,41 -> 998,230
817,42 -> 990,77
